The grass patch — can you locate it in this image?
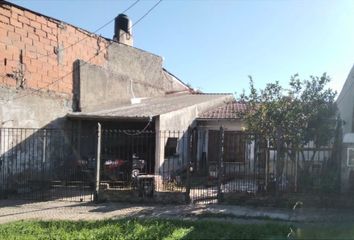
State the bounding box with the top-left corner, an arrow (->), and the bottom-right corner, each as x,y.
3,218 -> 354,239
293,224 -> 354,240
0,218 -> 290,240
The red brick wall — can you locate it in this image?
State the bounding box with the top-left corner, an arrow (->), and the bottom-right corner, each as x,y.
0,3 -> 109,96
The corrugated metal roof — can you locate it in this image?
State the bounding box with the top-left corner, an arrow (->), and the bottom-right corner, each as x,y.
198,101 -> 246,119
67,93 -> 232,120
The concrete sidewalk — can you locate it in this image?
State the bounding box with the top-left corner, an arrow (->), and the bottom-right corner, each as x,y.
1,200 -> 354,224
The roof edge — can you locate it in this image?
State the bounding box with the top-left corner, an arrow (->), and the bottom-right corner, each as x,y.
66,113 -> 152,121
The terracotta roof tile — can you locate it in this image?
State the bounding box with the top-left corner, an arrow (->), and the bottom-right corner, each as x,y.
199,101 -> 246,119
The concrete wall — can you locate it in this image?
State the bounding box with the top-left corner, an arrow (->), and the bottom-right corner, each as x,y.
0,88 -> 71,128
77,44 -> 188,112
197,119 -> 245,131
154,95 -> 233,175
337,64 -> 354,134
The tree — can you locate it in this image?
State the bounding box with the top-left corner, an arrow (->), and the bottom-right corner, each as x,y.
238,73 -> 338,193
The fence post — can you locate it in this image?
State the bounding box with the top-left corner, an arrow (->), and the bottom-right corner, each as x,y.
94,122 -> 102,202
217,127 -> 224,202
41,129 -> 46,200
185,127 -> 191,204
295,151 -> 298,192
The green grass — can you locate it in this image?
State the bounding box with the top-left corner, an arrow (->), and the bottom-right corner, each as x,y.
2,218 -> 354,240
293,224 -> 354,240
0,218 -> 290,240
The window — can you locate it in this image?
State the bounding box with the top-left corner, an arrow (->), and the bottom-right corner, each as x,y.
347,148 -> 354,167
164,137 -> 178,158
207,130 -> 245,163
223,131 -> 245,163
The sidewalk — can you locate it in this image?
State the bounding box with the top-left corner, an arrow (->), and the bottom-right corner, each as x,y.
1,199 -> 354,224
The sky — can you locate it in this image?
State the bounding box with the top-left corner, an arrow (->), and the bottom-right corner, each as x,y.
8,0 -> 354,97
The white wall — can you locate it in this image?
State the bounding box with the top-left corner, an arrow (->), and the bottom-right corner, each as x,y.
337,64 -> 354,134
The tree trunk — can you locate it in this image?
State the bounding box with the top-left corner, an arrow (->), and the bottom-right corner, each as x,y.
275,128 -> 285,196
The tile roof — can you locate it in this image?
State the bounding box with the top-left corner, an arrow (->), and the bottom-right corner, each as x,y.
67,93 -> 233,120
198,101 -> 246,119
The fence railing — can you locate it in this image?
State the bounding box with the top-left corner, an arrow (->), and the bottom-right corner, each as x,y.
0,127 -> 340,203
0,128 -> 95,201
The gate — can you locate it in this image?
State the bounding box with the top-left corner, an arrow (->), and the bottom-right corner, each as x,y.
99,128 -> 156,191
187,127 -> 337,203
188,128 -> 220,203
187,128 -> 263,203
0,128 -> 95,202
95,127 -> 262,204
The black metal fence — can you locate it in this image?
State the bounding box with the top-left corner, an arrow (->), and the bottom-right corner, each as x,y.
0,127 -> 340,204
99,129 -> 155,192
0,128 -> 95,202
208,129 -> 338,195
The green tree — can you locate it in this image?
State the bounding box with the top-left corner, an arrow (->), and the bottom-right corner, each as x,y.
238,73 -> 338,193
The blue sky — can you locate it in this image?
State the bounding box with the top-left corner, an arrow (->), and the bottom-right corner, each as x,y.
9,0 -> 354,96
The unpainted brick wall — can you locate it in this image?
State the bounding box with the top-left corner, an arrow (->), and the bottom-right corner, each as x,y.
0,3 -> 109,97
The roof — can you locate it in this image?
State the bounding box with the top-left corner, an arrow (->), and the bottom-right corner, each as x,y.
198,101 -> 246,120
67,93 -> 232,120
162,68 -> 193,93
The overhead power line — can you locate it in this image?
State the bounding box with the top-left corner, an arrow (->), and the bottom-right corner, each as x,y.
32,0 -> 141,60
7,0 -> 163,102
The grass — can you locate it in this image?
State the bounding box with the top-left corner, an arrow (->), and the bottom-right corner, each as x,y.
0,218 -> 290,240
293,224 -> 354,240
1,218 -> 354,239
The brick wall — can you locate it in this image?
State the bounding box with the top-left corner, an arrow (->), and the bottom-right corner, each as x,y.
0,2 -> 109,97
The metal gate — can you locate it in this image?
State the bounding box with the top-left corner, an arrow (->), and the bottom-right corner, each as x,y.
187,127 -> 337,203
95,127 -> 261,204
188,128 -> 220,203
99,128 -> 156,191
187,128 -> 262,203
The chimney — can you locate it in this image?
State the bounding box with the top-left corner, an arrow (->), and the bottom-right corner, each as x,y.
113,14 -> 133,46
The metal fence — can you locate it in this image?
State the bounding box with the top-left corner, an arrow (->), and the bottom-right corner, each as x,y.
99,129 -> 155,193
0,128 -> 95,201
0,127 -> 340,204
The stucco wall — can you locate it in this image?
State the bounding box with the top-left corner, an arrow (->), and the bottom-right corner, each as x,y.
0,88 -> 71,128
197,119 -> 244,131
77,44 -> 188,112
154,95 -> 233,174
337,64 -> 354,134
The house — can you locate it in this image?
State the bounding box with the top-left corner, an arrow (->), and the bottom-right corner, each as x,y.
0,1 -> 233,197
194,99 -> 337,195
193,101 -> 265,194
337,64 -> 354,192
337,65 -> 354,134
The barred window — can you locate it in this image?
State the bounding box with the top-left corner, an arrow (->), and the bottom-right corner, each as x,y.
207,130 -> 245,163
223,131 -> 245,163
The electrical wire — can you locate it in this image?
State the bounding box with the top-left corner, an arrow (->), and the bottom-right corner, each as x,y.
31,0 -> 141,60
7,0 -> 163,102
122,116 -> 153,136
